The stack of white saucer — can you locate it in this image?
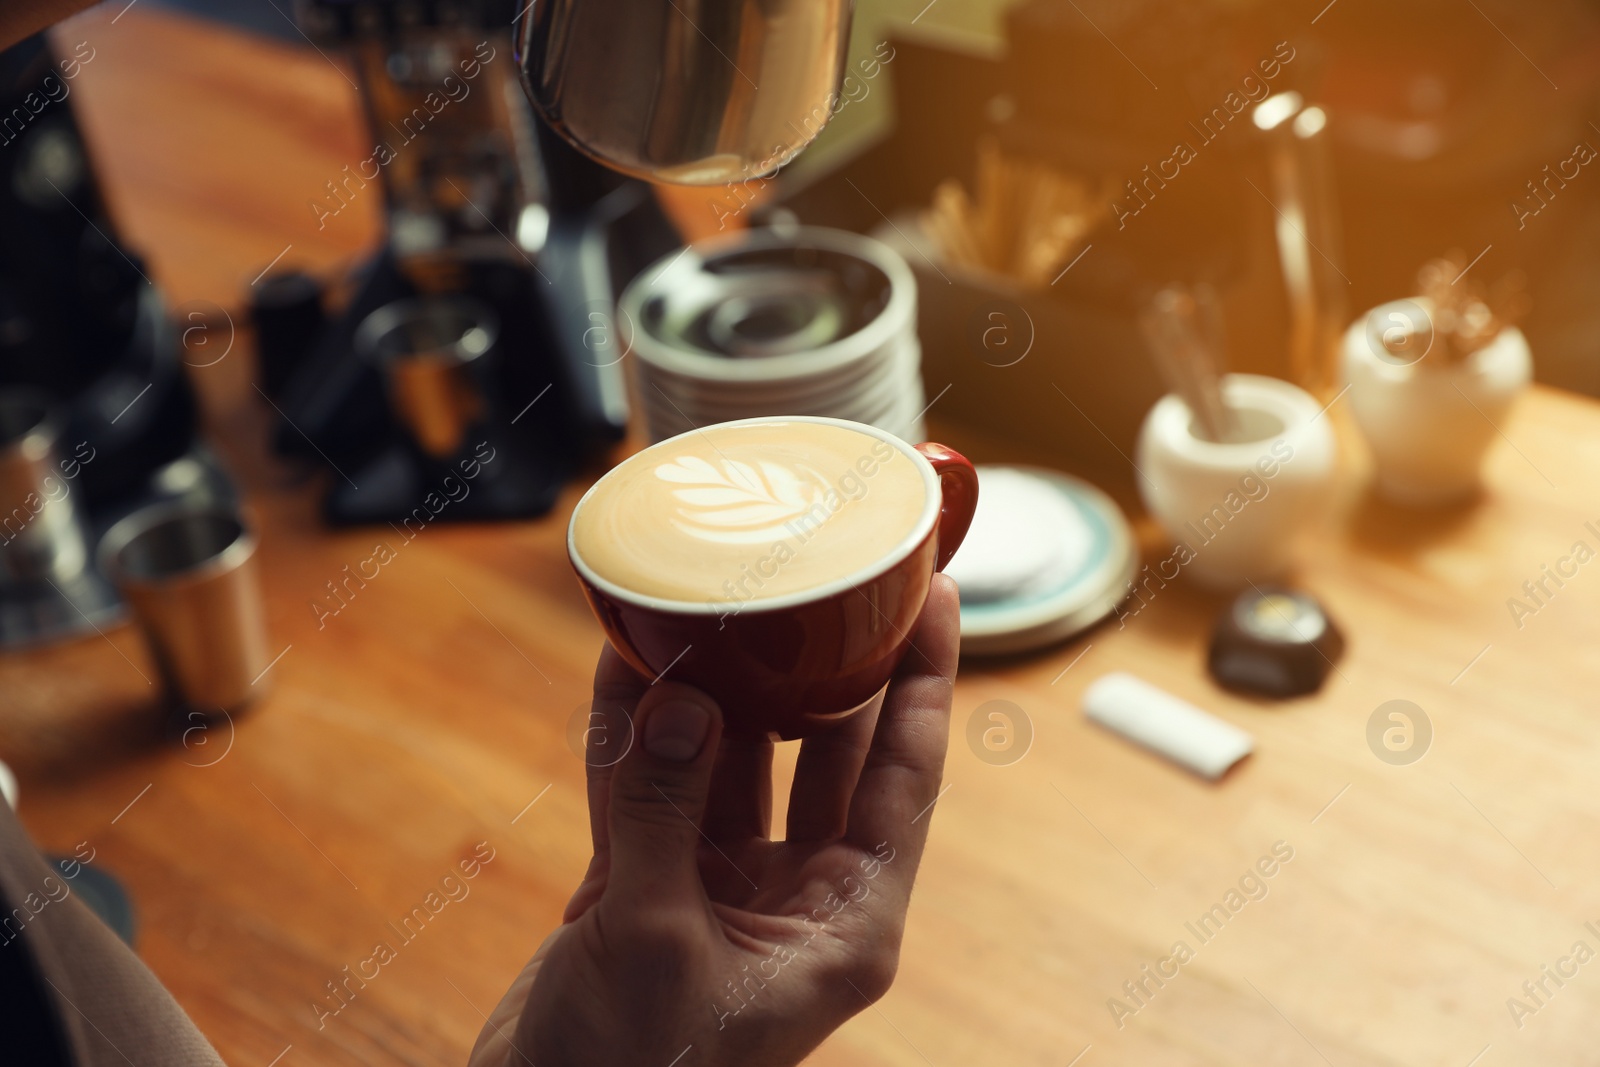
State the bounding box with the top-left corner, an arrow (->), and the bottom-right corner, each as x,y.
617,226 -> 926,444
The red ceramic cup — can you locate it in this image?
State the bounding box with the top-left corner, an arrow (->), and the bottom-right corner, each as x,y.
568,417 -> 978,740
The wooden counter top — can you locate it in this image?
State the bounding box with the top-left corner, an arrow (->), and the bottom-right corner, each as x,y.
5,7 -> 1600,1066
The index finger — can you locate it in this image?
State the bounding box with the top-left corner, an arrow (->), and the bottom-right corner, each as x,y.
583,642 -> 649,857
844,574 -> 960,886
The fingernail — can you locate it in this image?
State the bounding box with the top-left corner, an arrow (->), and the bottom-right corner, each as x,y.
644,699 -> 710,762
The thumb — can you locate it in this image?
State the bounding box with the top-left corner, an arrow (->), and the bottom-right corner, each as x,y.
604,682 -> 722,905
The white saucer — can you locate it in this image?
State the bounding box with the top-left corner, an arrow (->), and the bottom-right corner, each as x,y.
945,466 -> 1137,655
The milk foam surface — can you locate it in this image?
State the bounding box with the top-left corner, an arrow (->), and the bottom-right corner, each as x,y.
572,421 -> 927,604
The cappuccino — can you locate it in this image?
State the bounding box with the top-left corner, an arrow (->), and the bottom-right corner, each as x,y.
571,420 -> 929,605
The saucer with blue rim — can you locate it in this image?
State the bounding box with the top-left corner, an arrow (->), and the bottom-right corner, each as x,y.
944,466 -> 1137,655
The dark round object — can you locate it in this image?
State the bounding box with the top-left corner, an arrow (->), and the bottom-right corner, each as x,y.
1208,587 -> 1344,699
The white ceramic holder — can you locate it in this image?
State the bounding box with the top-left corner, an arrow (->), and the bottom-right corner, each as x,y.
1137,374 -> 1336,589
1341,299 -> 1532,505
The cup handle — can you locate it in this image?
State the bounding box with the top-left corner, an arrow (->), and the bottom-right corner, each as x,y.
914,442 -> 979,572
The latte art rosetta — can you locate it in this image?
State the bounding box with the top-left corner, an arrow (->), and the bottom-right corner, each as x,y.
656,456 -> 831,545
571,421 -> 928,604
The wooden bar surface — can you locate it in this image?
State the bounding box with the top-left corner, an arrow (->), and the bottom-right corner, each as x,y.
4,7 -> 1600,1066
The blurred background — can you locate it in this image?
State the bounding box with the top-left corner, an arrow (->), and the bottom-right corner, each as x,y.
6,0 -> 1600,502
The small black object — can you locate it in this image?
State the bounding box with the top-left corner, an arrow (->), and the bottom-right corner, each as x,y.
250,270 -> 326,402
1208,587 -> 1344,698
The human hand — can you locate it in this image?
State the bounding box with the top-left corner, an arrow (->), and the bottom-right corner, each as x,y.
469,574 -> 960,1067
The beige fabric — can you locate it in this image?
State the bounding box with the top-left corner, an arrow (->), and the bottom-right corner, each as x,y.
0,801 -> 225,1066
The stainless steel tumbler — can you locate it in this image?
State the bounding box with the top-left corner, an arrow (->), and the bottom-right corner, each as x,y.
356,295 -> 497,460
98,502 -> 271,713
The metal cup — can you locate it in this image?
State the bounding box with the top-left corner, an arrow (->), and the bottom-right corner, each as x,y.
0,389 -> 89,586
517,0 -> 854,184
356,296 -> 497,460
98,502 -> 270,714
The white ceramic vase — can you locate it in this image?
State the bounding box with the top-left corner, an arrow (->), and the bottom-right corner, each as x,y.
1137,374 -> 1337,589
1341,299 -> 1532,505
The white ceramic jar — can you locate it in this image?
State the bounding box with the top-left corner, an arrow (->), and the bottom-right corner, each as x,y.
1137,374 -> 1337,589
1341,299 -> 1532,505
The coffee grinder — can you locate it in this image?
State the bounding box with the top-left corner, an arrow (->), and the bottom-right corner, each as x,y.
258,0 -> 682,524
